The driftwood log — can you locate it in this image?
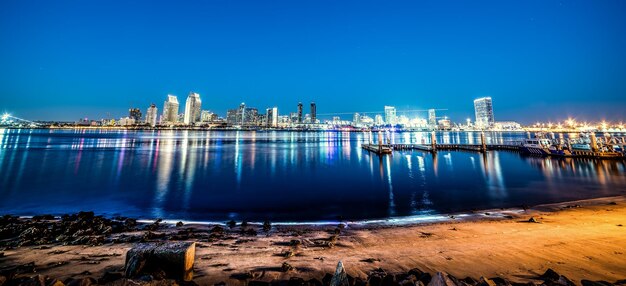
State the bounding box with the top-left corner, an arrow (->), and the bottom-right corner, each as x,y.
125,241 -> 195,281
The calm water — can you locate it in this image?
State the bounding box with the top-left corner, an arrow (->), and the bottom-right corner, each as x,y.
1,129 -> 625,222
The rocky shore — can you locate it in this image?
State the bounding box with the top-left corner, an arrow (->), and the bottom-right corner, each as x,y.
1,197 -> 626,286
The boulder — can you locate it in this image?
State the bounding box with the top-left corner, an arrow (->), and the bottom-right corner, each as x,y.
427,272 -> 457,286
124,242 -> 195,281
581,281 -> 613,286
330,261 -> 349,286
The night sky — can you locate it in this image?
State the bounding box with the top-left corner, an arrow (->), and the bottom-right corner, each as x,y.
1,0 -> 625,123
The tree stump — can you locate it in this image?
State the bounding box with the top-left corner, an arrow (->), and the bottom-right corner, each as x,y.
125,241 -> 195,281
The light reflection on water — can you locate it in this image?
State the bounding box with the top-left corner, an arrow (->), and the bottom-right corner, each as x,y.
0,129 -> 625,222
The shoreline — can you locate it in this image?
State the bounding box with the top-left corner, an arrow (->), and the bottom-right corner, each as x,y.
2,195 -> 626,285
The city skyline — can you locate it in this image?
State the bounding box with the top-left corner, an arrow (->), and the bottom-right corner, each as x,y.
2,0 -> 626,123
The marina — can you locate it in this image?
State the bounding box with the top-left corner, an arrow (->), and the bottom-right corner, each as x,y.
361,131 -> 626,159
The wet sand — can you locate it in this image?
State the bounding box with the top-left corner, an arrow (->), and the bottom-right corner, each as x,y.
1,196 -> 625,285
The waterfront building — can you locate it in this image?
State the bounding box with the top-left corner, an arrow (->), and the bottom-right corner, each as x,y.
384,106 -> 397,125
428,109 -> 436,126
183,92 -> 202,125
226,103 -> 259,126
474,97 -> 495,128
398,115 -> 410,126
266,107 -> 278,127
494,121 -> 522,130
145,104 -> 158,127
297,102 -> 303,123
375,114 -> 384,126
129,108 -> 142,122
162,94 -> 179,124
201,110 -> 217,123
118,117 -> 135,126
360,115 -> 374,125
353,113 -> 361,125
438,118 -> 452,130
310,102 -> 317,124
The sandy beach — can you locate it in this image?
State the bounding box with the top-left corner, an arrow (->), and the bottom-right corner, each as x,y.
1,196 -> 626,285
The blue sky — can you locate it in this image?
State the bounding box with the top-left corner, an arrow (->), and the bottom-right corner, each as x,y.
1,0 -> 625,123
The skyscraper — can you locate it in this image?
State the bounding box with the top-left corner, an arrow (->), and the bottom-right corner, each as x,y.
474,97 -> 495,128
129,108 -> 142,122
353,113 -> 361,125
145,104 -> 158,127
266,107 -> 278,127
310,102 -> 316,124
162,95 -> 179,124
297,102 -> 303,123
428,109 -> 436,126
183,92 -> 202,125
384,106 -> 397,125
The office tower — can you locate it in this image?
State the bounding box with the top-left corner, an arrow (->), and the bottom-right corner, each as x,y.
428,109 -> 436,126
266,107 -> 278,127
310,102 -> 316,124
183,92 -> 202,125
129,108 -> 142,122
375,114 -> 384,126
145,104 -> 158,127
239,103 -> 246,125
474,97 -> 495,128
297,102 -> 303,123
384,106 -> 397,125
162,94 -> 179,123
353,113 -> 361,125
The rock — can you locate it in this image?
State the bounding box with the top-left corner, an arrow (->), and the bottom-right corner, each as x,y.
478,277 -> 497,286
581,281 -> 614,286
263,221 -> 272,232
322,273 -> 333,286
65,277 -> 97,286
330,261 -> 349,286
227,220 -> 236,228
0,275 -> 6,286
98,271 -> 124,284
556,276 -> 575,286
308,278 -> 323,286
249,281 -> 271,286
427,272 -> 456,286
407,269 -> 432,285
124,241 -> 196,281
382,274 -> 398,286
289,277 -> 306,286
490,277 -> 511,286
281,262 -> 294,272
539,269 -> 560,282
176,221 -> 184,227
47,279 -> 65,286
0,252 -> 4,258
528,217 -> 539,223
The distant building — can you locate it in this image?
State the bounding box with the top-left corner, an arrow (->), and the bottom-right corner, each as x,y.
310,102 -> 317,124
266,107 -> 278,127
129,108 -> 142,122
353,113 -> 361,125
118,117 -> 136,126
162,95 -> 179,124
428,109 -> 436,126
201,110 -> 217,123
474,97 -> 495,128
183,92 -> 202,125
145,104 -> 158,127
226,103 -> 258,126
375,114 -> 384,126
438,118 -> 451,130
297,102 -> 303,123
360,115 -> 374,125
494,121 -> 522,130
384,106 -> 397,125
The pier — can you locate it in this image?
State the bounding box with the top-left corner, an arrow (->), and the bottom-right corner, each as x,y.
361,131 -> 626,160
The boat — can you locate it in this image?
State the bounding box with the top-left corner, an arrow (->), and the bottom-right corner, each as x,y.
519,139 -> 569,156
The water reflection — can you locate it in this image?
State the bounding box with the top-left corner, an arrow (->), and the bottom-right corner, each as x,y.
0,129 -> 625,222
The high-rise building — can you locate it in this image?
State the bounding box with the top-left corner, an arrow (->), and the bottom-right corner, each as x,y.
474,97 -> 495,128
201,110 -> 216,123
266,107 -> 278,127
226,103 -> 258,126
129,108 -> 142,122
145,104 -> 158,127
162,95 -> 179,124
375,114 -> 384,126
297,102 -> 303,123
384,106 -> 397,125
428,109 -> 436,126
353,113 -> 361,125
183,92 -> 202,125
310,102 -> 317,124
